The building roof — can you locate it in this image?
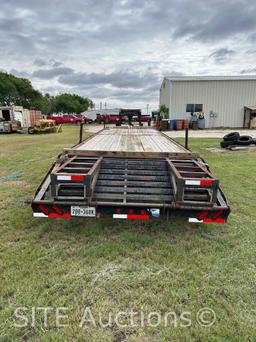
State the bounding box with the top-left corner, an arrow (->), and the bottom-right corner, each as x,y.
245,105 -> 256,111
164,75 -> 256,82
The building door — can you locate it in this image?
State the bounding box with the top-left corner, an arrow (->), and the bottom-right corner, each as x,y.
2,110 -> 11,121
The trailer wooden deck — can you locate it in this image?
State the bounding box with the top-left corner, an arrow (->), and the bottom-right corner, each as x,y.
74,127 -> 189,154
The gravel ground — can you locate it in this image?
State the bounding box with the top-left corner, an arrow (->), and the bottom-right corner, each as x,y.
85,124 -> 256,138
165,129 -> 256,138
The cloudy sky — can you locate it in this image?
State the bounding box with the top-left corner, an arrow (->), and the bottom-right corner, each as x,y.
1,0 -> 256,111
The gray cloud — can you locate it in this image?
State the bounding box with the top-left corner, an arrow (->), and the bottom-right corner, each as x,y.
246,49 -> 256,55
9,69 -> 31,78
33,58 -> 48,67
173,1 -> 256,42
1,0 -> 256,108
51,61 -> 63,67
59,70 -> 160,89
2,0 -> 256,53
70,84 -> 159,102
33,58 -> 63,67
209,48 -> 235,64
32,67 -> 74,79
240,67 -> 256,74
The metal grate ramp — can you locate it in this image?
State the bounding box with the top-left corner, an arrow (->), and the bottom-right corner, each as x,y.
50,156 -> 102,200
167,159 -> 219,206
93,158 -> 173,205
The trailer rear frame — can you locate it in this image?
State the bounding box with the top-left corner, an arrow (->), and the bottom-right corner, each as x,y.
32,127 -> 230,223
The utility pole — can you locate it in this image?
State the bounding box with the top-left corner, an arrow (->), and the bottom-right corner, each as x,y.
100,102 -> 102,110
105,102 -> 107,110
147,104 -> 149,114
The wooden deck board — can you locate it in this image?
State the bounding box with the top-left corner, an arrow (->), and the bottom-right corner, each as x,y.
75,127 -> 188,154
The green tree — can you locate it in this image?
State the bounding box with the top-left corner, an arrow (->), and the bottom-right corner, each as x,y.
0,72 -> 47,112
159,104 -> 169,119
0,73 -> 19,106
0,72 -> 93,115
51,93 -> 92,114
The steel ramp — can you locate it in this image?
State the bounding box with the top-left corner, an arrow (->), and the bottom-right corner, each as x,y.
93,158 -> 173,205
167,158 -> 219,206
49,156 -> 219,208
50,156 -> 102,200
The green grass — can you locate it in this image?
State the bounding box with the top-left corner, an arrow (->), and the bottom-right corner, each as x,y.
0,126 -> 256,341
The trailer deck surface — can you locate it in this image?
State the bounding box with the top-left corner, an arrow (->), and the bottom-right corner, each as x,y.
75,127 -> 188,153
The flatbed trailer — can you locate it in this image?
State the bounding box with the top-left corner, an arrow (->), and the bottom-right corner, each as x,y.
32,127 -> 230,223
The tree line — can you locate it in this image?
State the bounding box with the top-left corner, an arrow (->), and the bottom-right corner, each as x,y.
0,72 -> 93,114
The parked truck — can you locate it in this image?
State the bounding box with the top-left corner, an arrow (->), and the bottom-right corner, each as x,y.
48,114 -> 93,124
0,106 -> 23,133
32,127 -> 230,223
97,109 -> 151,126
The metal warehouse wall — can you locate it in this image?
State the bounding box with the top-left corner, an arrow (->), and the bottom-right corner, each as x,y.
167,80 -> 256,128
159,80 -> 170,112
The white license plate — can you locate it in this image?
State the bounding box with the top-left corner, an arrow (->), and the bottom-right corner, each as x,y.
71,206 -> 96,217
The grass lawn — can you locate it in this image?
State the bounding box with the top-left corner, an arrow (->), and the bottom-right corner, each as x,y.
0,125 -> 255,341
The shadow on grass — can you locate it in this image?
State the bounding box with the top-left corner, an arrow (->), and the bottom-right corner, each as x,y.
3,203 -> 231,262
35,215 -> 224,242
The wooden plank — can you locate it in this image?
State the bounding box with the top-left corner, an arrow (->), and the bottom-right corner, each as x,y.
54,156 -> 77,174
94,193 -> 172,202
66,149 -> 199,159
184,193 -> 209,201
74,157 -> 98,162
102,160 -> 166,165
180,171 -> 207,177
70,127 -> 105,150
34,175 -> 51,201
59,189 -> 84,196
96,180 -> 170,187
98,174 -> 169,181
98,174 -> 126,180
71,127 -> 191,155
175,166 -> 202,172
127,194 -> 172,202
99,169 -> 169,175
93,193 -> 125,200
101,164 -> 166,170
95,186 -> 172,195
87,157 -> 103,176
69,162 -> 96,167
62,167 -> 90,173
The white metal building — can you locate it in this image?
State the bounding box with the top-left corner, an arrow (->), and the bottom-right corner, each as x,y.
160,76 -> 256,128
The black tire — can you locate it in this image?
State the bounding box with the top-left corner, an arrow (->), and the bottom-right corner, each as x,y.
220,140 -> 235,148
223,132 -> 240,142
236,135 -> 253,146
253,139 -> 256,145
28,126 -> 34,134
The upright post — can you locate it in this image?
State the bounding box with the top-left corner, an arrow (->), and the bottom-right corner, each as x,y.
79,121 -> 84,143
185,127 -> 189,149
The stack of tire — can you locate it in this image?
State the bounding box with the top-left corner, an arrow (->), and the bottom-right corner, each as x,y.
220,132 -> 255,148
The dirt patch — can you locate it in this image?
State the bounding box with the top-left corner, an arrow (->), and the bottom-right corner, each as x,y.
206,147 -> 227,153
